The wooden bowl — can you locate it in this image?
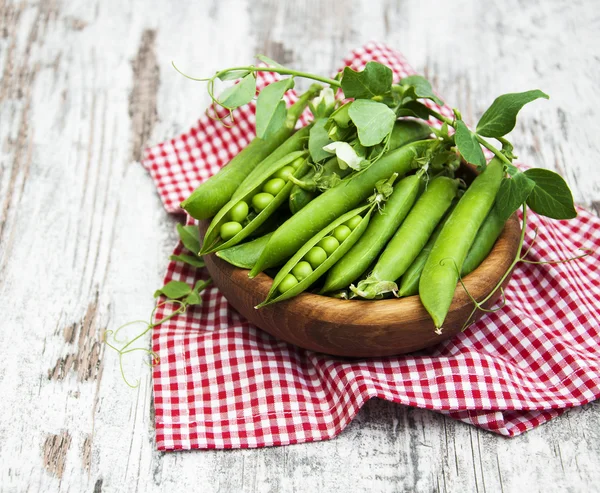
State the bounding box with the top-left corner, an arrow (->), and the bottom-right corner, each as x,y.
201,207 -> 521,358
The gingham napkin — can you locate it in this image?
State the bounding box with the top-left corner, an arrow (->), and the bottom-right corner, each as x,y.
142,42 -> 600,450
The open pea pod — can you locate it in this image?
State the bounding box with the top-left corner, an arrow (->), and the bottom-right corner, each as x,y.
216,232 -> 273,269
201,151 -> 309,254
230,125 -> 312,202
256,202 -> 375,308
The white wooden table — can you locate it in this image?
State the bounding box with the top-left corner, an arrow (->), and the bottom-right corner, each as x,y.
2,1 -> 599,491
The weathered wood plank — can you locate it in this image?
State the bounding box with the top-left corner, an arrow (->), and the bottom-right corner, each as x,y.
0,0 -> 598,492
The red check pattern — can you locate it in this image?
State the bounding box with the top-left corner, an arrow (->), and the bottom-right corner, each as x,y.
142,42 -> 600,450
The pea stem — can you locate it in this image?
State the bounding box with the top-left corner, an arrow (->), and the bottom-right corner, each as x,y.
225,66 -> 341,87
173,62 -> 341,88
461,204 -> 527,330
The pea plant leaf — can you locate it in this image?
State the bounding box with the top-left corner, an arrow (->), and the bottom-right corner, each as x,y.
256,54 -> 285,68
255,77 -> 295,139
218,73 -> 256,109
454,120 -> 486,169
524,168 -> 577,219
218,70 -> 251,81
328,101 -> 353,129
340,61 -> 393,99
184,290 -> 202,305
494,173 -> 536,222
177,224 -> 201,254
309,118 -> 333,163
398,75 -> 444,105
348,99 -> 396,147
396,101 -> 431,120
169,254 -> 206,268
476,90 -> 549,138
153,281 -> 192,299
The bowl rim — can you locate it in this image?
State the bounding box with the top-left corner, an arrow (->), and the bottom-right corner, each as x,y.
199,161 -> 522,356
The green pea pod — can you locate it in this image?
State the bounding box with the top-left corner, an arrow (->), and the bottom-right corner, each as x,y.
289,187 -> 317,215
397,201 -> 458,297
387,119 -> 433,153
289,119 -> 433,215
200,152 -> 309,254
181,85 -> 321,220
320,174 -> 422,293
419,158 -> 504,331
352,176 -> 459,299
250,139 -> 436,276
229,124 -> 312,202
244,208 -> 291,240
460,203 -> 506,276
216,232 -> 274,269
256,203 -> 374,308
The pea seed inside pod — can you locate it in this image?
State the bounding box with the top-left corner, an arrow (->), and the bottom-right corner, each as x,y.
345,215 -> 362,231
263,178 -> 286,196
290,156 -> 305,169
279,273 -> 299,293
229,201 -> 249,223
220,221 -> 243,241
275,165 -> 296,181
317,236 -> 340,256
333,225 -> 352,243
304,246 -> 327,269
292,261 -> 313,281
252,192 -> 275,212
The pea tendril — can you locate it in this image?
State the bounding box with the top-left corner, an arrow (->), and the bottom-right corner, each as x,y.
460,205 -> 593,331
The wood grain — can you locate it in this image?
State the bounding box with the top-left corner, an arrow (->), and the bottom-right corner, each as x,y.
0,0 -> 599,492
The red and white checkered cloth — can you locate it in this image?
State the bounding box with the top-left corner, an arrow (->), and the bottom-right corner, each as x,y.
142,42 -> 600,450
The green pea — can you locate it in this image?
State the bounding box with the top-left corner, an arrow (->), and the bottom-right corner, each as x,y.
220,221 -> 243,241
317,236 -> 340,256
278,273 -> 299,293
263,178 -> 286,196
292,261 -> 313,281
333,225 -> 352,243
290,156 -> 305,169
252,192 -> 274,212
230,201 -> 249,223
345,215 -> 362,230
216,232 -> 274,269
255,203 -> 376,308
275,166 -> 295,181
304,246 -> 327,268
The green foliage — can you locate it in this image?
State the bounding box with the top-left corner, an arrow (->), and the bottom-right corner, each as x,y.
169,254 -> 206,268
340,61 -> 393,99
397,75 -> 444,105
218,70 -> 251,81
495,173 -> 536,222
176,224 -> 201,254
255,78 -> 295,139
256,54 -> 284,68
476,90 -> 549,138
454,121 -> 486,169
524,169 -> 577,219
153,280 -> 192,299
218,73 -> 256,110
309,118 -> 333,163
348,100 -> 396,147
396,101 -> 430,120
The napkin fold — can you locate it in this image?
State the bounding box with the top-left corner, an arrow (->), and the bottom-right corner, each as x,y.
143,42 -> 600,450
